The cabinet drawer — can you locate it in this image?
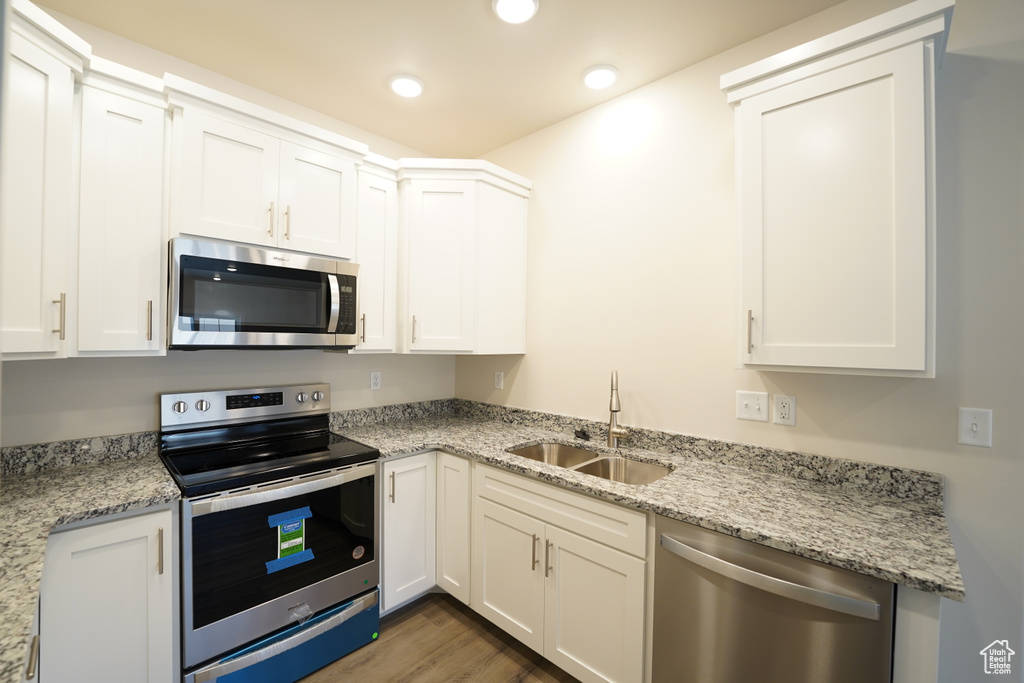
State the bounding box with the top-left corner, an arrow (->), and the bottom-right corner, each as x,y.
474,464 -> 646,558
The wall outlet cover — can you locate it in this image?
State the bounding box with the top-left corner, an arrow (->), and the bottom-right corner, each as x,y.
773,395 -> 796,426
494,372 -> 504,390
736,391 -> 769,422
370,372 -> 382,391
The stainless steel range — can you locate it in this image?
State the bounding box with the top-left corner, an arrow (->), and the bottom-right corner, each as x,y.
159,383 -> 380,683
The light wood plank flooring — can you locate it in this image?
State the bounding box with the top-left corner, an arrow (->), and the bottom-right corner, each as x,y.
300,593 -> 579,682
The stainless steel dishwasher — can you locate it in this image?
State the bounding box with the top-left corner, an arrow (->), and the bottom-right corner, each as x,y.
653,515 -> 894,683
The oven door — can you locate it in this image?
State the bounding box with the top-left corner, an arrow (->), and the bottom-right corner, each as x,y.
169,237 -> 358,349
182,462 -> 378,669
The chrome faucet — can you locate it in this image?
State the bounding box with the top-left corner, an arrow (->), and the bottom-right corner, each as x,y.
608,370 -> 629,448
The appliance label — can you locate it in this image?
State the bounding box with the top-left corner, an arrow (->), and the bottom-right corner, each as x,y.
265,507 -> 315,574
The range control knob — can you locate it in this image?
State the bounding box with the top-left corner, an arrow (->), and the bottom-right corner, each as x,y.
311,390 -> 325,403
195,399 -> 211,412
296,392 -> 309,403
171,401 -> 188,414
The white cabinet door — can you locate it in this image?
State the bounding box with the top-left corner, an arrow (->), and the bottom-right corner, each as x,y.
353,171 -> 398,352
382,452 -> 436,612
435,451 -> 471,604
405,179 -> 477,352
0,32 -> 74,356
39,509 -> 175,683
77,87 -> 165,353
544,525 -> 646,683
278,142 -> 357,259
473,497 -> 546,653
178,110 -> 280,247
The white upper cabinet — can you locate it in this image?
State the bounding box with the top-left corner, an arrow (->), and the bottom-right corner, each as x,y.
721,0 -> 953,377
352,157 -> 399,353
168,76 -> 366,260
77,60 -> 167,354
0,2 -> 88,358
398,160 -> 530,355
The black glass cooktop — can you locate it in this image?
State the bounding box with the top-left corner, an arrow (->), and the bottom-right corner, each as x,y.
160,414 -> 379,497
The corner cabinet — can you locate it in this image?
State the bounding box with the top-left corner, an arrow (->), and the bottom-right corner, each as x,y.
397,160 -> 530,354
168,76 -> 368,260
0,2 -> 86,358
435,451 -> 472,604
472,465 -> 647,683
721,0 -> 953,377
38,508 -> 176,683
381,452 -> 437,612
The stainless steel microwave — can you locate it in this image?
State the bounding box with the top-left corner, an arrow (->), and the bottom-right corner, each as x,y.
168,237 -> 358,349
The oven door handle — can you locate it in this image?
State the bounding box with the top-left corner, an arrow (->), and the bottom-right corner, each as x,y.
190,463 -> 375,517
191,590 -> 379,683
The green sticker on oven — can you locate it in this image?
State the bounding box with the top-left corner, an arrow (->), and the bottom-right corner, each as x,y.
278,519 -> 305,558
266,507 -> 315,573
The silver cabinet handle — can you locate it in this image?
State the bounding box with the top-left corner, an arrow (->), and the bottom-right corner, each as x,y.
191,464 -> 375,516
52,293 -> 66,340
192,591 -> 378,683
360,313 -> 367,343
531,534 -> 539,571
284,205 -> 291,240
25,635 -> 39,679
389,471 -> 396,503
545,540 -> 553,578
157,527 -> 164,575
268,201 -> 275,237
147,300 -> 154,341
659,533 -> 881,620
411,315 -> 417,343
746,309 -> 753,354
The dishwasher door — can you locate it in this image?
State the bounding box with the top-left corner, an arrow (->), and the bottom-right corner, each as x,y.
653,515 -> 894,683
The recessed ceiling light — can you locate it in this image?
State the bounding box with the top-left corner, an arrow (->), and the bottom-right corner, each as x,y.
389,74 -> 424,98
583,65 -> 618,90
493,0 -> 539,24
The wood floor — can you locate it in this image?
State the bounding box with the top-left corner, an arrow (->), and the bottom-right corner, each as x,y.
300,592 -> 579,683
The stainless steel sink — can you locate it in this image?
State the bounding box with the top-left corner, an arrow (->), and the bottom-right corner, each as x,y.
508,442 -> 600,468
574,456 -> 671,485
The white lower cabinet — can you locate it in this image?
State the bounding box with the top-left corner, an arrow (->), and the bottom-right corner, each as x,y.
435,451 -> 472,604
38,508 -> 175,683
382,451 -> 436,612
472,464 -> 647,683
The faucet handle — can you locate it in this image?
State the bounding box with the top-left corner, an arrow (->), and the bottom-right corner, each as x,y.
609,370 -> 621,412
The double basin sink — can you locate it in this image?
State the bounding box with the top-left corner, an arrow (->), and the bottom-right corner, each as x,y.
508,442 -> 671,485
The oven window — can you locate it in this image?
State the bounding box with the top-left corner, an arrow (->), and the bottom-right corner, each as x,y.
190,475 -> 375,629
178,255 -> 328,333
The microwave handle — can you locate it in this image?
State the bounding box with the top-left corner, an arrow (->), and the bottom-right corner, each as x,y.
327,274 -> 341,333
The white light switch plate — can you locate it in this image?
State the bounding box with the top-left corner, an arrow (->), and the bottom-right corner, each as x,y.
958,407 -> 992,447
736,391 -> 769,422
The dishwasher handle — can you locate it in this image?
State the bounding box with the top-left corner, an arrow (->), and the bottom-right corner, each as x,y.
659,533 -> 881,621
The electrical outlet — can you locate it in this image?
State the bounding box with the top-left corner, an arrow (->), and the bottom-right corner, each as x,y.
494,372 -> 504,390
773,395 -> 796,426
958,407 -> 992,447
370,372 -> 382,391
736,391 -> 769,422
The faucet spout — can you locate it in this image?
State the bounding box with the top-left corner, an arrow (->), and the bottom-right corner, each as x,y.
607,370 -> 628,448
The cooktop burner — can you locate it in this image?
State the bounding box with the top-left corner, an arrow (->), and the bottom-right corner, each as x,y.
159,384 -> 379,497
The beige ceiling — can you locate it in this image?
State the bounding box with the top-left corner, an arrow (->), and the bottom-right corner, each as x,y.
39,0 -> 848,157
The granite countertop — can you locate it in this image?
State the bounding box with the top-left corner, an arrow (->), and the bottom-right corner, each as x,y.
0,408 -> 965,682
0,455 -> 179,682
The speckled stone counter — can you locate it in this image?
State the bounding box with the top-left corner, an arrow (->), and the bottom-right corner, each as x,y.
335,409 -> 965,601
0,399 -> 964,682
0,453 -> 179,683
